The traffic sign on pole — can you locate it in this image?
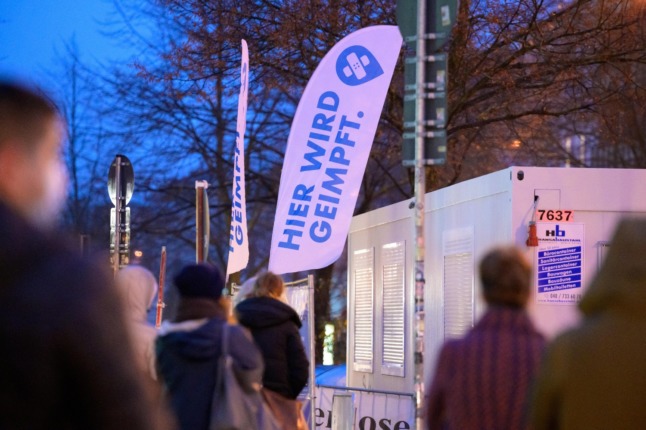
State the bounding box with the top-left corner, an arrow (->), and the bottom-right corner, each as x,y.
398,0 -> 457,166
108,154 -> 134,273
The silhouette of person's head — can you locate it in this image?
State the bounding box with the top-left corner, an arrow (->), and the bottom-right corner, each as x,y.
480,246 -> 531,308
250,271 -> 287,303
173,263 -> 226,322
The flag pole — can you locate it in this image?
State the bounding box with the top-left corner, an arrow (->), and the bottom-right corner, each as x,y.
155,246 -> 167,329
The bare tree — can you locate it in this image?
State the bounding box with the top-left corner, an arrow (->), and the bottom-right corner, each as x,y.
90,0 -> 646,362
435,0 -> 646,187
96,0 -> 411,362
49,41 -> 118,255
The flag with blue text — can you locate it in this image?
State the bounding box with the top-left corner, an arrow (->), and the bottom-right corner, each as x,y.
226,39 -> 250,278
269,26 -> 402,275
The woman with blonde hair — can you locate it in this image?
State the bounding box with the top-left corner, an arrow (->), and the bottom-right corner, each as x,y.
235,271 -> 309,429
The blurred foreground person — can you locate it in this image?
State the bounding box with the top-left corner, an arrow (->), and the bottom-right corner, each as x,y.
530,218 -> 646,429
156,263 -> 263,430
0,81 -> 172,428
236,271 -> 309,429
115,264 -> 159,381
426,246 -> 546,430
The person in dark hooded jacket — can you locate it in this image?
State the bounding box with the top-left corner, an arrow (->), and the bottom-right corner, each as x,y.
235,271 -> 309,400
156,263 -> 263,430
530,218 -> 646,429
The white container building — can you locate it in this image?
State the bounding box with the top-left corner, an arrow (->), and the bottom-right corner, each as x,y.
346,166 -> 646,396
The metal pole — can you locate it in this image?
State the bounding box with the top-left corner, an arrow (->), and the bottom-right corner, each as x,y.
195,180 -> 208,263
414,0 -> 427,423
308,274 -> 316,430
156,246 -> 167,329
113,155 -> 122,275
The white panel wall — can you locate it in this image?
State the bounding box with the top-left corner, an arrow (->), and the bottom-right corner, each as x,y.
348,167 -> 646,396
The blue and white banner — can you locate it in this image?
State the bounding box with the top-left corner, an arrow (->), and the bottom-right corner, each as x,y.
226,39 -> 250,278
269,26 -> 402,275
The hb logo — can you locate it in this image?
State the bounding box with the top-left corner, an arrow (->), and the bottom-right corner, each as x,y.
335,45 -> 384,86
546,225 -> 566,237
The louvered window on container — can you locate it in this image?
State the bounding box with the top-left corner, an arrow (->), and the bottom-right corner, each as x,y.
381,241 -> 405,377
443,228 -> 474,340
353,248 -> 374,373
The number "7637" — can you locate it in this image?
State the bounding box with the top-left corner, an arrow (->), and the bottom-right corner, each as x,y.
536,210 -> 574,221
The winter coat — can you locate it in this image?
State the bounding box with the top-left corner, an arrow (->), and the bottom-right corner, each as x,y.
426,306 -> 545,430
236,296 -> 309,399
115,265 -> 159,380
0,201 -> 171,430
156,318 -> 263,430
530,218 -> 646,430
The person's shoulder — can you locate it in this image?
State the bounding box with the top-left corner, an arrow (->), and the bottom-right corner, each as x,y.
227,323 -> 261,357
12,226 -> 111,294
444,338 -> 464,351
437,338 -> 464,359
35,246 -> 117,319
546,324 -> 587,354
269,299 -> 302,326
539,323 -> 596,376
53,250 -> 112,289
228,322 -> 253,339
432,339 -> 462,375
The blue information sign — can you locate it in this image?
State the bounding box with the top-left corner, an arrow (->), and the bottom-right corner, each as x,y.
535,223 -> 584,305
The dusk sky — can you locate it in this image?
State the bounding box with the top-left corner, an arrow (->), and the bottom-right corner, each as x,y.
0,0 -> 134,89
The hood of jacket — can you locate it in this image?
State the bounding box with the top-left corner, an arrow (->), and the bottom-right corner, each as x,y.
157,318 -> 224,361
579,218 -> 646,318
114,265 -> 158,323
235,296 -> 302,329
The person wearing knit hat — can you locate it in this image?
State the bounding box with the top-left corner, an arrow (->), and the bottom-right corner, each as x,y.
172,263 -> 225,322
156,263 -> 263,430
